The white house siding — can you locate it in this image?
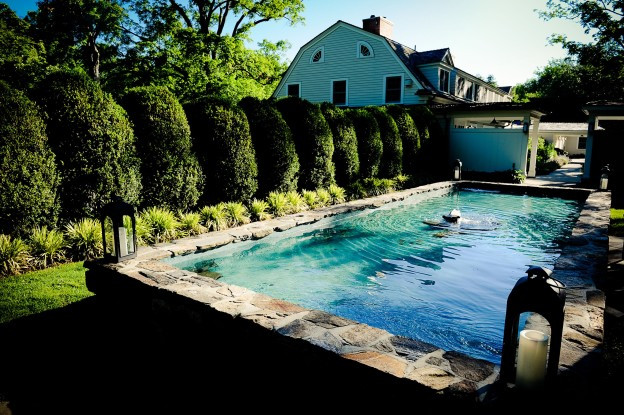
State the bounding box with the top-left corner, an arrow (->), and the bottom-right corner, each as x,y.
449,129 -> 528,172
274,25 -> 426,106
541,132 -> 586,156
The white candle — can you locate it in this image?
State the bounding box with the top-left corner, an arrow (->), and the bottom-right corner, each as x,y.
118,227 -> 128,257
516,329 -> 549,390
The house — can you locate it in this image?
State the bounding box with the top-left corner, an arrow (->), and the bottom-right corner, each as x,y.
273,16 -> 512,107
538,123 -> 589,157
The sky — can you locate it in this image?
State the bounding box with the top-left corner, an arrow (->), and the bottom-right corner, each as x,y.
5,0 -> 593,86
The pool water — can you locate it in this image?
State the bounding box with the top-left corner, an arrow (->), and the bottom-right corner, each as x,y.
166,189 -> 581,363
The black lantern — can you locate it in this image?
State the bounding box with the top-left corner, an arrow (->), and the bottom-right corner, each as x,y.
100,196 -> 137,262
452,159 -> 462,180
600,164 -> 610,191
500,266 -> 566,388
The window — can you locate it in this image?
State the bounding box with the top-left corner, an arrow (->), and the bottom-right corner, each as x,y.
357,41 -> 374,58
456,76 -> 465,97
384,75 -> 402,103
439,69 -> 449,93
332,80 -> 347,106
310,47 -> 324,63
465,81 -> 474,100
578,136 -> 587,149
474,84 -> 481,102
287,83 -> 300,97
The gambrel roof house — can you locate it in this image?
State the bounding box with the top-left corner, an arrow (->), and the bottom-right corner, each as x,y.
273,16 -> 512,107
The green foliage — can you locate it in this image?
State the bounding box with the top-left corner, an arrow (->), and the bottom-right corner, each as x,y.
35,70 -> 141,221
267,191 -> 289,217
250,199 -> 272,221
65,218 -> 103,260
141,207 -> 179,244
177,212 -> 205,237
239,97 -> 299,196
320,103 -> 360,187
386,105 -> 420,176
367,107 -> 402,178
224,202 -> 251,227
0,81 -> 59,237
393,174 -> 411,190
275,97 -> 335,190
302,190 -> 318,209
121,86 -> 203,211
29,226 -> 65,268
363,178 -> 396,196
315,188 -> 331,208
0,234 -> 29,276
130,215 -> 151,246
328,184 -> 346,204
348,109 -> 383,178
285,191 -> 307,214
528,137 -> 568,174
511,169 -> 527,184
200,204 -> 229,231
611,209 -> 624,237
408,106 -> 435,143
185,97 -> 258,204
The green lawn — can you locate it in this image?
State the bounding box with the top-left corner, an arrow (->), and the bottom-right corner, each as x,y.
612,209 -> 624,237
0,262 -> 91,324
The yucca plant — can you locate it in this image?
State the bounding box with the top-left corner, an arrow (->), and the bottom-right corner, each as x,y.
141,207 -> 179,244
285,191 -> 307,214
0,234 -> 29,276
328,184 -> 346,204
123,215 -> 151,247
250,199 -> 272,221
315,188 -> 331,207
224,202 -> 251,227
267,191 -> 289,217
393,174 -> 410,190
379,178 -> 396,194
177,212 -> 205,237
29,226 -> 65,268
200,204 -> 229,231
65,218 -> 103,260
302,190 -> 318,209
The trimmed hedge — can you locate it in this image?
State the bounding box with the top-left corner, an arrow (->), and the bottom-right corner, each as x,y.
34,70 -> 141,221
239,97 -> 299,196
320,102 -> 360,187
121,86 -> 203,211
408,105 -> 446,174
275,96 -> 335,189
367,106 -> 403,178
386,105 -> 420,176
185,97 -> 258,204
349,109 -> 383,178
0,81 -> 59,236
408,106 -> 435,142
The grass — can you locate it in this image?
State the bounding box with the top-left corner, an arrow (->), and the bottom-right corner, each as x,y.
612,209 -> 624,236
0,261 -> 90,324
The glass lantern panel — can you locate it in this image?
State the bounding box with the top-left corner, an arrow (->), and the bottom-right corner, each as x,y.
120,215 -> 135,256
103,216 -> 115,256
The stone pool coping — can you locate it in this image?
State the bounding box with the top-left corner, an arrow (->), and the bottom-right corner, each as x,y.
85,181 -> 611,401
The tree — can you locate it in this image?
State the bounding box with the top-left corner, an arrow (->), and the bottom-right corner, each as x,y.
320,103 -> 360,187
349,109 -> 382,179
367,107 -> 402,178
386,105 -> 420,176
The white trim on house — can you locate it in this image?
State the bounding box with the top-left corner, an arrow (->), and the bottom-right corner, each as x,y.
330,78 -> 349,106
357,41 -> 374,58
383,74 -> 404,104
286,82 -> 301,97
310,46 -> 325,63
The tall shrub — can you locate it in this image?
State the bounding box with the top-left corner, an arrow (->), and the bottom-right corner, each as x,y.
0,81 -> 59,236
275,97 -> 334,189
408,105 -> 445,175
387,105 -> 420,176
239,97 -> 299,196
367,106 -> 402,178
348,109 -> 383,178
320,103 -> 360,187
185,97 -> 258,204
35,70 -> 141,221
122,86 -> 203,211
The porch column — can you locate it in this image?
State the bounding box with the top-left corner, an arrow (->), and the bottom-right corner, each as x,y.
528,117 -> 540,178
583,115 -> 597,180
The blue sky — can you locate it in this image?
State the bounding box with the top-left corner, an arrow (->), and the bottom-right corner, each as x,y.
5,0 -> 592,86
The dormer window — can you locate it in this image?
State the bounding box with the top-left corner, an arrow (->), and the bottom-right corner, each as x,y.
357,41 -> 374,58
439,69 -> 450,93
310,47 -> 324,63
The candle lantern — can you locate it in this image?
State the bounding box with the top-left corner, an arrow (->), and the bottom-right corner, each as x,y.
500,266 -> 566,388
452,159 -> 462,181
100,196 -> 137,263
599,165 -> 610,191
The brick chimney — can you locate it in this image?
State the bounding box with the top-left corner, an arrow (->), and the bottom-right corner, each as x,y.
362,15 -> 394,38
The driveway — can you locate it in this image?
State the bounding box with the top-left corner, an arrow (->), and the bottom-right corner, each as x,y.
524,159 -> 584,187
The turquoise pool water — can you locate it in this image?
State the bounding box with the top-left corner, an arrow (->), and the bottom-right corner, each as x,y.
166,189 -> 581,363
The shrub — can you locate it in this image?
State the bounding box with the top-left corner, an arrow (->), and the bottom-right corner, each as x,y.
35,70 -> 141,221
250,199 -> 272,221
328,184 -> 346,204
224,202 -> 251,227
121,86 -> 203,211
177,212 -> 205,237
386,105 -> 420,176
320,103 -> 360,187
239,97 -> 299,196
141,207 -> 179,244
200,204 -> 228,231
185,97 -> 258,204
363,178 -> 396,196
29,226 -> 65,268
127,215 -> 150,246
393,174 -> 411,190
285,191 -> 307,214
348,109 -> 383,178
315,188 -> 331,207
275,97 -> 335,189
0,234 -> 29,276
65,218 -> 102,260
302,190 -> 318,209
408,106 -> 435,143
267,191 -> 289,217
0,81 -> 59,237
367,107 -> 402,178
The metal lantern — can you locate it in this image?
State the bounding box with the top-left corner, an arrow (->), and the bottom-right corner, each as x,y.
500,266 -> 566,388
452,159 -> 462,181
599,165 -> 610,191
100,196 -> 137,262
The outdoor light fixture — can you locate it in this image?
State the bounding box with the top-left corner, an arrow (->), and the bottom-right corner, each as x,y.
452,159 -> 462,180
100,196 -> 137,263
523,122 -> 530,134
500,266 -> 566,389
600,164 -> 610,191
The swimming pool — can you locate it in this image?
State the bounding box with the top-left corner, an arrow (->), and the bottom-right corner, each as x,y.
166,189 -> 581,363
